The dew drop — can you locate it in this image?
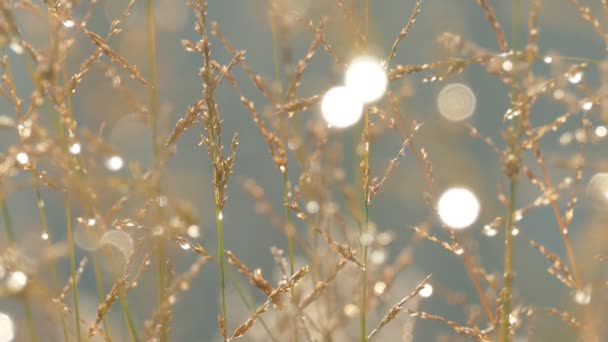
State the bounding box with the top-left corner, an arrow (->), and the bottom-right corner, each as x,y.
41,232 -> 49,240
105,155 -> 124,171
7,271 -> 28,293
567,71 -> 583,84
16,152 -> 29,165
179,242 -> 191,250
419,283 -> 433,298
595,126 -> 607,138
9,41 -> 23,55
483,225 -> 498,237
573,286 -> 592,305
217,211 -> 223,221
69,143 -> 81,155
63,19 -> 75,28
543,56 -> 553,64
581,100 -> 593,111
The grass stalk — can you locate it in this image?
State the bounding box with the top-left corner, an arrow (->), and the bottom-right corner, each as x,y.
499,1 -> 521,340
91,254 -> 112,341
64,193 -> 82,342
146,1 -> 167,341
32,176 -> 69,340
360,1 -> 370,340
216,205 -> 228,341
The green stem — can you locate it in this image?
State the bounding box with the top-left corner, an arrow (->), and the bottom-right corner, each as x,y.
33,176 -> 69,340
499,1 -> 521,341
91,254 -> 112,342
120,290 -> 140,342
146,2 -> 167,341
216,205 -> 228,341
64,193 -> 82,342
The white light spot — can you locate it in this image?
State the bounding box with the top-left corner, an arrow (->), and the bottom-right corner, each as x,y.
321,86 -> 363,128
7,272 -> 28,293
69,143 -> 81,155
217,211 -> 223,221
419,283 -> 433,298
559,132 -> 573,145
41,232 -> 49,240
437,187 -> 480,229
502,60 -> 513,72
437,83 -> 476,122
306,201 -> 319,214
373,281 -> 386,295
187,225 -> 200,238
543,56 -> 553,64
512,227 -> 520,236
179,242 -> 191,250
581,100 -> 593,111
16,152 -> 29,165
344,56 -> 388,103
9,41 -> 23,55
483,225 -> 498,237
63,20 -> 75,28
0,312 -> 15,342
509,314 -> 518,325
573,286 -> 592,305
105,155 -> 124,171
595,126 -> 607,138
567,71 -> 583,84
87,218 -> 97,227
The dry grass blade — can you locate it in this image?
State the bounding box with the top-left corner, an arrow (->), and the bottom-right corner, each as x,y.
367,274 -> 432,340
144,255 -> 212,339
313,227 -> 364,270
230,266 -> 309,340
164,100 -> 204,147
474,0 -> 508,52
529,240 -> 575,288
385,1 -> 423,65
369,124 -> 420,201
407,309 -> 493,341
83,30 -> 148,86
299,259 -> 346,309
226,250 -> 277,301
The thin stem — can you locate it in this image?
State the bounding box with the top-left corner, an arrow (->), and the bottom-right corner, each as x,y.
499,1 -> 521,341
91,254 -> 112,342
64,193 -> 82,342
33,176 -> 69,340
216,205 -> 228,342
361,1 -> 370,340
284,173 -> 295,275
120,290 -> 140,342
146,2 -> 167,341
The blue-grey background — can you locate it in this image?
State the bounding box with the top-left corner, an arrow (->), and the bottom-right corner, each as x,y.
1,0 -> 607,341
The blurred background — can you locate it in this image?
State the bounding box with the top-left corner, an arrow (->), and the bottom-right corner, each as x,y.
1,0 -> 608,341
